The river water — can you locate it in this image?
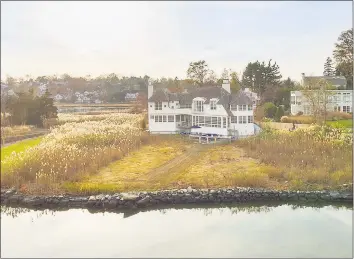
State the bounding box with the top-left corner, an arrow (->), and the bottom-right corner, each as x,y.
1,203 -> 352,258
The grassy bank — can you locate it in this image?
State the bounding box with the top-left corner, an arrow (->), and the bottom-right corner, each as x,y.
1,118 -> 352,194
1,137 -> 43,160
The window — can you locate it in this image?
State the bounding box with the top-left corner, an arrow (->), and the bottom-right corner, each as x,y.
168,115 -> 174,122
231,104 -> 237,111
291,96 -> 295,105
333,93 -> 341,103
194,100 -> 204,112
176,115 -> 180,122
343,106 -> 351,113
296,97 -> 302,105
248,116 -> 253,123
327,95 -> 333,103
155,102 -> 162,110
163,115 -> 167,122
231,116 -> 237,123
210,101 -> 217,110
223,117 -> 226,128
205,116 -> 211,127
150,115 -> 154,120
334,106 -> 341,112
179,104 -> 192,109
239,105 -> 247,111
239,116 -> 247,124
248,105 -> 253,111
343,93 -> 350,103
171,106 -> 174,109
164,105 -> 166,107
150,105 -> 152,108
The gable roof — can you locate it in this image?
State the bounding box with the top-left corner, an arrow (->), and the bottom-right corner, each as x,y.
303,76 -> 347,86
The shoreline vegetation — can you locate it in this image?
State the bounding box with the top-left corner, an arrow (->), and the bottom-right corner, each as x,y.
1,113 -> 352,200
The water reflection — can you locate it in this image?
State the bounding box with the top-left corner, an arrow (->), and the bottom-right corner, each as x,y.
1,201 -> 352,219
1,202 -> 352,258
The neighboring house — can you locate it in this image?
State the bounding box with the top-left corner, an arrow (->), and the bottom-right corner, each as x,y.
94,99 -> 103,104
125,92 -> 139,102
301,73 -> 347,89
147,80 -> 255,137
291,74 -> 352,115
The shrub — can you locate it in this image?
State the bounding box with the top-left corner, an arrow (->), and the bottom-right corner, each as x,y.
326,112 -> 352,121
274,106 -> 285,122
296,111 -> 303,116
263,102 -> 277,118
254,106 -> 265,121
280,116 -> 290,123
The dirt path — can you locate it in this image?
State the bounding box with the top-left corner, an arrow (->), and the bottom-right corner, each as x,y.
146,143 -> 211,182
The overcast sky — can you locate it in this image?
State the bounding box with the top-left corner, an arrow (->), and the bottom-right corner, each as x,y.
1,1 -> 352,81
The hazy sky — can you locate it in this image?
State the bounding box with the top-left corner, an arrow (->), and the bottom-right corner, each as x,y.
1,1 -> 352,81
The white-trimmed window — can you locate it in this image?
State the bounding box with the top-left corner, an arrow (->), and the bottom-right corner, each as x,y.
168,115 -> 174,122
150,115 -> 154,120
231,116 -> 237,123
291,96 -> 295,105
163,115 -> 167,122
180,104 -> 192,109
210,100 -> 217,110
239,116 -> 247,124
239,105 -> 247,111
248,116 -> 253,123
248,105 -> 252,111
223,117 -> 226,128
231,104 -> 237,111
296,97 -> 302,105
343,93 -> 350,103
334,93 -> 341,103
176,115 -> 180,122
334,106 -> 341,112
155,102 -> 162,110
194,100 -> 204,112
343,106 -> 351,113
205,116 -> 211,127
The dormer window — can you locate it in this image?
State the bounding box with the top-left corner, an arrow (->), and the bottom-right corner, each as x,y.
194,100 -> 204,112
210,100 -> 217,110
155,102 -> 162,110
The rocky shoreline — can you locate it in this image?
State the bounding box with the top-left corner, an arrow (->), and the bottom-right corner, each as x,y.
1,187 -> 352,211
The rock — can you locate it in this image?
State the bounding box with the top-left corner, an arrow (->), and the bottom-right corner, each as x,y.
106,199 -> 118,209
88,196 -> 95,201
22,197 -> 44,207
187,186 -> 193,193
121,193 -> 139,201
5,188 -> 16,195
137,196 -> 151,206
329,191 -> 341,200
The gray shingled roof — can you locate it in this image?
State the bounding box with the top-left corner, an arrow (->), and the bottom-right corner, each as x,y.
304,76 -> 347,87
148,85 -> 253,113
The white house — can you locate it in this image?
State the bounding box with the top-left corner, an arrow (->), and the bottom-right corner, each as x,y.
243,88 -> 260,109
291,74 -> 352,115
147,80 -> 255,137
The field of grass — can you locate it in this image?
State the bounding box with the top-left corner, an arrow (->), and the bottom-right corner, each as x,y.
1,113 -> 147,193
65,138 -> 190,194
1,137 -> 43,160
1,113 -> 352,195
236,126 -> 352,191
326,119 -> 353,128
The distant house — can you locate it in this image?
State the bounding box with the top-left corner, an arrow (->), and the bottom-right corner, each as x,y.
291,73 -> 352,115
125,93 -> 139,102
148,80 -> 255,137
94,99 -> 103,104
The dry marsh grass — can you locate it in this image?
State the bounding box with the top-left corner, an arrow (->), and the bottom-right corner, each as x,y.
236,126 -> 352,190
1,113 -> 148,193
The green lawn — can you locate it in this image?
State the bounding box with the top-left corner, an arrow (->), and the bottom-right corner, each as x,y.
1,137 -> 43,160
326,119 -> 353,128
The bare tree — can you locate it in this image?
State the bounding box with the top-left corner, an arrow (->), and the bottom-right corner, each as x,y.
187,60 -> 209,86
302,78 -> 336,124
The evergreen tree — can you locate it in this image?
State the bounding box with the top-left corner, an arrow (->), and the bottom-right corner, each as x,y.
242,59 -> 282,95
323,57 -> 335,76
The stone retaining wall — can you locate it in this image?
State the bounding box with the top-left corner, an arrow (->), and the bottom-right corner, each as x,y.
1,187 -> 352,210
